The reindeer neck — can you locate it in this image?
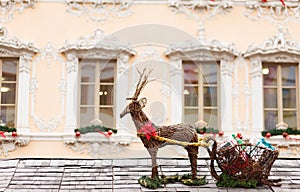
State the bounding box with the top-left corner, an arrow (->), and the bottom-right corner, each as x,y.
130,110 -> 151,130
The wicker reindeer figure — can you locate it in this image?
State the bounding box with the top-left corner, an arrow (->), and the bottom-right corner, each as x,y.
120,68 -> 199,179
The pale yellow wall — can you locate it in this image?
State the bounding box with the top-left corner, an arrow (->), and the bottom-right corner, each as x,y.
1,2 -> 299,158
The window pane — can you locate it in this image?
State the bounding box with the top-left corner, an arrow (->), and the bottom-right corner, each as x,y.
184,108 -> 198,124
203,87 -> 217,107
204,109 -> 218,129
2,59 -> 17,81
99,85 -> 113,105
264,88 -> 277,108
283,88 -> 296,109
183,62 -> 198,84
264,111 -> 277,131
99,61 -> 114,83
81,62 -> 95,83
80,85 -> 94,105
100,107 -> 113,127
263,64 -> 277,86
184,86 -> 198,106
1,83 -> 16,104
202,63 -> 217,84
283,111 -> 297,129
282,65 -> 296,86
0,106 -> 15,127
80,107 -> 94,127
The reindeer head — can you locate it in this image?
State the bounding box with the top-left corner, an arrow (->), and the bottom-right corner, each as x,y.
120,68 -> 152,118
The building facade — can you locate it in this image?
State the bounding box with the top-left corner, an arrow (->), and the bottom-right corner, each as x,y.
1,0 -> 300,158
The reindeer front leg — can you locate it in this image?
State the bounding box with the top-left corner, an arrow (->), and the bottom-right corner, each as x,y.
148,147 -> 158,178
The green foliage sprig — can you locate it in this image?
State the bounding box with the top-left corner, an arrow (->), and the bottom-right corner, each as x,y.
74,125 -> 117,134
138,174 -> 207,189
0,126 -> 16,133
216,173 -> 257,188
195,127 -> 219,134
261,128 -> 300,137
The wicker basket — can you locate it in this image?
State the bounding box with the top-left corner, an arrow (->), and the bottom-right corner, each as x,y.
207,138 -> 281,186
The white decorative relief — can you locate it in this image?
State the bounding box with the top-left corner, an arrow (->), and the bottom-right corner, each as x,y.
66,135 -> 129,158
0,25 -> 38,56
0,0 -> 36,23
117,53 -> 129,75
30,43 -> 66,132
244,28 -> 300,62
245,1 -> 300,29
165,38 -> 239,61
168,0 -> 233,39
66,0 -> 133,23
0,137 -> 30,157
132,45 -> 164,64
60,29 -> 135,58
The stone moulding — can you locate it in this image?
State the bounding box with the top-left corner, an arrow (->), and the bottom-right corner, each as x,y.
0,26 -> 38,56
165,39 -> 239,61
243,29 -> 300,61
60,29 -> 136,58
0,0 -> 36,23
65,0 -> 134,23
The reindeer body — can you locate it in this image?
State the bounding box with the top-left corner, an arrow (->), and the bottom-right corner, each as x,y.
120,69 -> 199,179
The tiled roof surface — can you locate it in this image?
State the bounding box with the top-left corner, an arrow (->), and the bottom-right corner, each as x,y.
0,158 -> 299,192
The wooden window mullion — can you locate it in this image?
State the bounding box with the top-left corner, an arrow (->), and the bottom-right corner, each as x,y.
277,65 -> 283,123
198,64 -> 203,120
94,61 -> 100,120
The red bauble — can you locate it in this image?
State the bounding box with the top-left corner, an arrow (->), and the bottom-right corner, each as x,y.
282,132 -> 289,138
237,132 -> 243,139
265,132 -> 271,138
107,130 -> 113,136
218,131 -> 224,137
12,131 -> 18,137
75,131 -> 81,137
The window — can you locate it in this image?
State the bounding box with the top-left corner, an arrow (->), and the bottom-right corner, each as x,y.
79,59 -> 115,128
263,62 -> 299,130
183,61 -> 219,129
0,58 -> 18,127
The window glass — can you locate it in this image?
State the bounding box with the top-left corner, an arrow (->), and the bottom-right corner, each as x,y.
79,59 -> 115,127
183,61 -> 219,128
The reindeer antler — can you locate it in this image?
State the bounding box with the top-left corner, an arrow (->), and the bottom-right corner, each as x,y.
127,68 -> 153,101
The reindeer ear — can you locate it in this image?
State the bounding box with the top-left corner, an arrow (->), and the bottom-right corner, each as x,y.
139,97 -> 147,108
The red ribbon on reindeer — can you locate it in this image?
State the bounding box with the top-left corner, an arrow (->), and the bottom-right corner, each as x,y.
138,121 -> 157,140
0,131 -> 6,138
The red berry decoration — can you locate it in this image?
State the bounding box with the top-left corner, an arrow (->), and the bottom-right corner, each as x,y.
107,130 -> 113,136
237,132 -> 243,139
75,131 -> 81,137
12,131 -> 18,137
282,132 -> 289,138
265,132 -> 271,138
218,131 -> 224,137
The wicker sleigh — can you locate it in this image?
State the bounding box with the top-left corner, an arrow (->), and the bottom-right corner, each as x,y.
206,138 -> 281,187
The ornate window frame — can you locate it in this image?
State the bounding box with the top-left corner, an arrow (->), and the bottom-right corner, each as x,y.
60,29 -> 135,144
0,27 -> 38,156
165,39 -> 238,134
244,30 -> 300,135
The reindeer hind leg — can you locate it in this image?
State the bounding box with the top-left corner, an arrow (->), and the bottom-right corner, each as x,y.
186,145 -> 198,179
